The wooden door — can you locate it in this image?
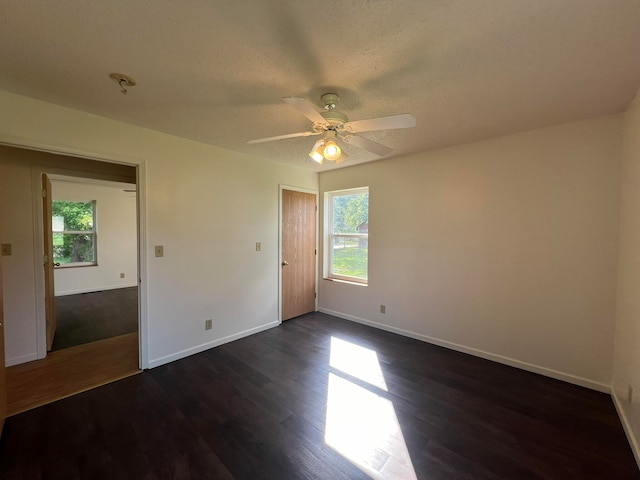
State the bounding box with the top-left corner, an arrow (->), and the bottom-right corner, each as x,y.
0,234 -> 6,436
281,189 -> 316,320
42,174 -> 56,351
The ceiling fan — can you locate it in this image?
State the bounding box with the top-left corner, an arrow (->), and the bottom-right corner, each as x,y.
247,93 -> 416,165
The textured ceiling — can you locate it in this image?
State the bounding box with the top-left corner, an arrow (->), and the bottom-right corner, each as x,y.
1,1 -> 639,170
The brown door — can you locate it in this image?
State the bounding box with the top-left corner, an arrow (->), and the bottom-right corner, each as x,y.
0,237 -> 6,435
42,174 -> 56,351
281,189 -> 316,320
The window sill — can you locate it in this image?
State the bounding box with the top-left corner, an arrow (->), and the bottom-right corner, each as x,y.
55,262 -> 98,269
324,277 -> 368,287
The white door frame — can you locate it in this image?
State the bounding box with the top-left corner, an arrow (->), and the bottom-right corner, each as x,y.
278,184 -> 319,323
5,143 -> 150,369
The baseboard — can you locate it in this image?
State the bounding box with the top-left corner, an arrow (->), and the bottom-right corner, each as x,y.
147,321 -> 280,369
319,308 -> 610,393
56,283 -> 138,296
6,352 -> 38,367
612,392 -> 640,468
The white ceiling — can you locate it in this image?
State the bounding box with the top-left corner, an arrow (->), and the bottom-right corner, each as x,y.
1,1 -> 639,170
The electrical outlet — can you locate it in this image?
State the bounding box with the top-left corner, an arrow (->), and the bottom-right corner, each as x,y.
629,385 -> 634,404
256,242 -> 261,252
155,245 -> 164,257
380,304 -> 386,314
120,272 -> 125,278
205,319 -> 212,331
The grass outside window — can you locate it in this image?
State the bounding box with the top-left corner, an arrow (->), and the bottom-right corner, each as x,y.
325,187 -> 369,284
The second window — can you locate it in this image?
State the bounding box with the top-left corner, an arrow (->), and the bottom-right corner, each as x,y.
325,187 -> 369,284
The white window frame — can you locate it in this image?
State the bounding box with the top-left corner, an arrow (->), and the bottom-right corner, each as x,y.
52,200 -> 98,268
324,187 -> 369,285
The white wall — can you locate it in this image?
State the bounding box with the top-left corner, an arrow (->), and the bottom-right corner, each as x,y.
319,116 -> 622,390
613,88 -> 640,461
0,90 -> 317,368
0,159 -> 38,365
52,179 -> 137,295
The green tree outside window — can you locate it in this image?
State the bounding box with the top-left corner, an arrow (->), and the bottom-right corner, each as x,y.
52,200 -> 96,265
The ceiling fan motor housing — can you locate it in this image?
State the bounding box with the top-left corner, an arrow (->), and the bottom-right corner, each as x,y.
321,110 -> 348,125
321,93 -> 340,110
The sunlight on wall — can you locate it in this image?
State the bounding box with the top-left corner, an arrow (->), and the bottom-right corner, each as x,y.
325,337 -> 417,479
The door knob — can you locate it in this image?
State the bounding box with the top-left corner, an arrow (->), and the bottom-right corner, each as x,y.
282,260 -> 289,266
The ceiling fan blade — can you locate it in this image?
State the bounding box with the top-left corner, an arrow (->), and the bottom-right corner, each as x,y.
341,134 -> 393,157
345,113 -> 416,133
247,131 -> 319,144
283,97 -> 327,125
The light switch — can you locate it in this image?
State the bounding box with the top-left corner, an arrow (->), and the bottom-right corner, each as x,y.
1,243 -> 11,256
154,245 -> 164,257
256,242 -> 261,252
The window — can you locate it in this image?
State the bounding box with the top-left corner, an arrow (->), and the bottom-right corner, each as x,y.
52,200 -> 97,266
325,187 -> 369,284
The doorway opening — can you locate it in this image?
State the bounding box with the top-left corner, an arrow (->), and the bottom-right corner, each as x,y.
0,145 -> 143,415
45,175 -> 138,353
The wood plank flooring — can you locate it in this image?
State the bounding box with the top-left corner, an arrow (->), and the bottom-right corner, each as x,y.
6,332 -> 139,416
1,313 -> 638,479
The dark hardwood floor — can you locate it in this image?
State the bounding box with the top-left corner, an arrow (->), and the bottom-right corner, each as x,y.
52,287 -> 138,351
1,312 -> 637,479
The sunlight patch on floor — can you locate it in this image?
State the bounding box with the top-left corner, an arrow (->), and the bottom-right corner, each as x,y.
329,336 -> 388,391
325,337 -> 417,480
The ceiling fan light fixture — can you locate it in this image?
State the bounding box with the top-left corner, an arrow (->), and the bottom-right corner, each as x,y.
323,139 -> 341,161
310,150 -> 324,164
335,149 -> 348,165
248,94 -> 416,165
309,140 -> 325,164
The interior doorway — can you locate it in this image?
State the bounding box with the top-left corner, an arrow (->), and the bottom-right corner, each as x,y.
0,145 -> 142,415
280,187 -> 318,321
43,174 -> 138,353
